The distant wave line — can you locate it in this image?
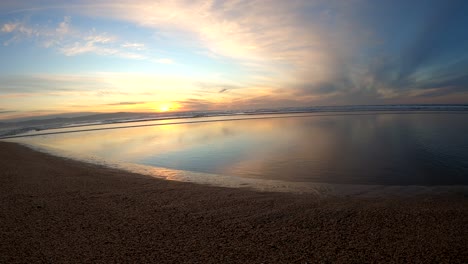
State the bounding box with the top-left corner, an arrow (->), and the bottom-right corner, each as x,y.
1,111 -> 468,139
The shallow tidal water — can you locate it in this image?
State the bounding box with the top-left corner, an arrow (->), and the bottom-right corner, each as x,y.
10,112 -> 468,187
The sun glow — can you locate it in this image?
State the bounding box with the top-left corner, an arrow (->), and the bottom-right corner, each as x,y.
156,102 -> 179,112
159,105 -> 170,112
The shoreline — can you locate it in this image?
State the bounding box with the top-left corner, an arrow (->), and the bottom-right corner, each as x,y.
8,140 -> 468,197
1,141 -> 467,263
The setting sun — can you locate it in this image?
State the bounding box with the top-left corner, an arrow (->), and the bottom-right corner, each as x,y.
159,105 -> 170,112
156,103 -> 179,112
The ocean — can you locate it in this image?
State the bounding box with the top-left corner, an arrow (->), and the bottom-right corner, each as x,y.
3,106 -> 468,194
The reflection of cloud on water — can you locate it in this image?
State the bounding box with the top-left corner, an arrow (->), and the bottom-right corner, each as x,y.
10,112 -> 468,186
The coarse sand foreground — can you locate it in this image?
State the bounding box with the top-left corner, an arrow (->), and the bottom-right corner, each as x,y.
0,141 -> 467,263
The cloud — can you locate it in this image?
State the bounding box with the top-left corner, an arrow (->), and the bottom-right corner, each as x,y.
58,32 -> 147,59
0,72 -> 206,105
56,16 -> 71,34
105,101 -> 147,106
0,73 -> 180,115
0,76 -> 70,94
394,1 -> 467,82
2,0 -> 468,108
64,0 -> 381,101
1,23 -> 19,33
0,74 -> 109,94
1,21 -> 39,46
79,1 -> 330,61
152,58 -> 174,64
0,108 -> 16,114
121,42 -> 145,50
1,16 -> 148,60
196,82 -> 241,94
176,98 -> 221,111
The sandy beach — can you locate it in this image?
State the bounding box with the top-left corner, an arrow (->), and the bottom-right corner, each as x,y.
0,141 -> 467,263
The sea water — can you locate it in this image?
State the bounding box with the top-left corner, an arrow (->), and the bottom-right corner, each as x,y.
8,111 -> 468,189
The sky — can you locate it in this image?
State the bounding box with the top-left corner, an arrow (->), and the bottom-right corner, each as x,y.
1,0 -> 468,120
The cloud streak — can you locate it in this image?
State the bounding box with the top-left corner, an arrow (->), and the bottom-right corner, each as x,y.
73,0 -> 467,103
0,16 -> 168,61
105,101 -> 147,106
0,108 -> 16,114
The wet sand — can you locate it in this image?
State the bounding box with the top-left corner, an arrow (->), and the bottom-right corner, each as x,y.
0,142 -> 467,263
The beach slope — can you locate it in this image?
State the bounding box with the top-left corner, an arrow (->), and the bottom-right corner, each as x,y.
0,142 -> 467,263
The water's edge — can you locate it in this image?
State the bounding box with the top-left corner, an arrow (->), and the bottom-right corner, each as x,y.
7,140 -> 468,198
